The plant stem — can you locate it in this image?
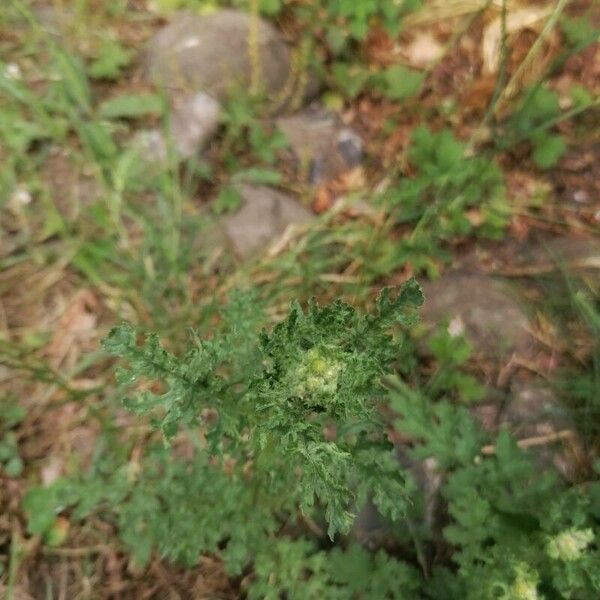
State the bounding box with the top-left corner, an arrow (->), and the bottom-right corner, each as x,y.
495,0 -> 571,115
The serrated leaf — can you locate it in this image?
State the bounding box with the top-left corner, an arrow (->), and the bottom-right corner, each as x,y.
376,278 -> 424,325
103,323 -> 137,355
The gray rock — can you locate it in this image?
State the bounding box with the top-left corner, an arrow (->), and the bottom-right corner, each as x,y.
144,10 -> 316,105
500,383 -> 582,480
352,500 -> 397,550
525,237 -> 600,283
170,92 -> 221,156
221,184 -> 313,259
421,274 -> 532,360
131,92 -> 221,164
502,385 -> 568,437
352,452 -> 443,558
483,236 -> 600,283
276,106 -> 363,184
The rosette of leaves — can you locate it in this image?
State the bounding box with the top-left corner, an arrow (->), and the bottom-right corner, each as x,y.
249,280 -> 423,536
98,280 -> 423,567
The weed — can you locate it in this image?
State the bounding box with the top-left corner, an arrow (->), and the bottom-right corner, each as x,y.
379,126 -> 509,277
498,82 -> 598,170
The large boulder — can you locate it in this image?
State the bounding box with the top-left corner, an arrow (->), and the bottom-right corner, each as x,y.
144,10 -> 316,105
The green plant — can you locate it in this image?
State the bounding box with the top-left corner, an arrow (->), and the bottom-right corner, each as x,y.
380,126 -> 509,277
389,376 -> 600,599
6,0 -> 600,596
500,83 -> 597,170
505,85 -> 567,169
560,14 -> 600,49
385,314 -> 599,598
419,325 -> 484,404
331,62 -> 425,102
219,92 -> 288,167
0,6 -> 217,335
294,0 -> 419,55
88,38 -> 133,81
374,65 -> 425,101
247,539 -> 421,599
24,283 -> 423,581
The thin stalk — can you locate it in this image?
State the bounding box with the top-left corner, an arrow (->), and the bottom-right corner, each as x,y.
5,530 -> 21,600
495,0 -> 571,114
467,0 -> 508,151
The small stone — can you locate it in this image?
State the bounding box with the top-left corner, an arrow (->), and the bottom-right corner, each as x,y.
352,500 -> 397,550
220,184 -> 313,259
421,274 -> 532,360
500,383 -> 582,480
170,92 -> 221,157
4,63 -> 22,80
447,315 -> 465,337
10,186 -> 32,207
276,106 -> 363,184
144,10 -> 317,105
503,385 -> 568,437
131,92 -> 221,164
337,129 -> 363,167
572,189 -> 589,204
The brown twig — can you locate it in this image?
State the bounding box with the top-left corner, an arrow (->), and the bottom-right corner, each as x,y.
481,429 -> 576,455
